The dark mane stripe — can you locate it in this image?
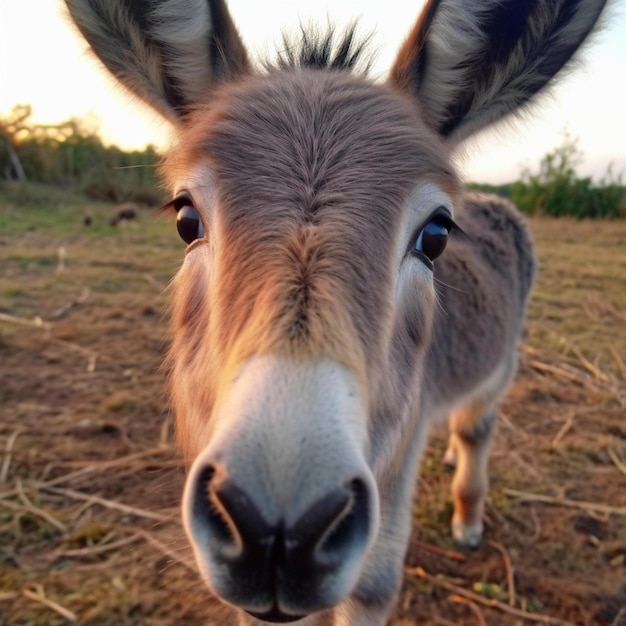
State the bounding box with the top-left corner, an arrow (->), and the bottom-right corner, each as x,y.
271,23 -> 374,73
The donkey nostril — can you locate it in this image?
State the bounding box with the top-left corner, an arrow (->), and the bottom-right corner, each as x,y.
191,465 -> 235,547
213,480 -> 275,546
318,478 -> 371,559
191,465 -> 214,520
187,462 -> 376,590
289,486 -> 352,553
286,478 -> 373,570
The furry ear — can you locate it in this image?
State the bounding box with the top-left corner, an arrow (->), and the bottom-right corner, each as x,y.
65,0 -> 249,123
389,0 -> 608,142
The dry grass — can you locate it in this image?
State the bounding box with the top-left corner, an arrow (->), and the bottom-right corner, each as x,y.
0,203 -> 624,626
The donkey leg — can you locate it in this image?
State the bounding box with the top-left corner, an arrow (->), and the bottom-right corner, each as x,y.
447,402 -> 497,548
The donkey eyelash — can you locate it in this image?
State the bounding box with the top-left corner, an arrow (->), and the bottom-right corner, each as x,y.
448,218 -> 465,239
430,208 -> 466,241
405,206 -> 465,269
156,200 -> 176,216
432,207 -> 462,236
408,207 -> 460,250
157,194 -> 195,216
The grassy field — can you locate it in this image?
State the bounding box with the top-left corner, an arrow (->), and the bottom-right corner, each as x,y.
1,189 -> 625,626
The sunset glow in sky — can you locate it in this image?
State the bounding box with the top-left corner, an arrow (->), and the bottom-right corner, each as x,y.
2,1 -> 625,183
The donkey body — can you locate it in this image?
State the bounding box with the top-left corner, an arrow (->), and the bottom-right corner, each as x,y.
65,1 -> 607,624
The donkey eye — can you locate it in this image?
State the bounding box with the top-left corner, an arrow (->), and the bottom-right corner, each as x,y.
412,213 -> 452,268
176,203 -> 205,244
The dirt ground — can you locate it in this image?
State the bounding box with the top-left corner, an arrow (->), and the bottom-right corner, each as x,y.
1,195 -> 625,626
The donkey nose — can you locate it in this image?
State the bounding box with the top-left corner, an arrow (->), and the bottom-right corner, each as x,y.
186,464 -> 375,614
192,466 -> 371,566
284,483 -> 356,568
190,466 -> 277,558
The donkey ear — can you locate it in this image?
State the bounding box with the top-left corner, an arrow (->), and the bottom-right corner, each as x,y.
389,0 -> 607,142
65,0 -> 249,123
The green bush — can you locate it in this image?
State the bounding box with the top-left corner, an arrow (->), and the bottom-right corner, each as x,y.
1,105 -> 162,205
510,132 -> 625,218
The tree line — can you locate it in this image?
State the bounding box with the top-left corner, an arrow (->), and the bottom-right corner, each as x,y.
2,106 -> 624,217
471,132 -> 625,219
0,105 -> 161,205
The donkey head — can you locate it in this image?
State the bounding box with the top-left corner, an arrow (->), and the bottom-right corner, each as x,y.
65,0 -> 606,623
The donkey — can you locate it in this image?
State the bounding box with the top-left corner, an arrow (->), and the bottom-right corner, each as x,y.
65,0 -> 607,623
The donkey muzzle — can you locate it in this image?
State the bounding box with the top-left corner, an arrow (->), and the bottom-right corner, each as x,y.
182,356 -> 379,620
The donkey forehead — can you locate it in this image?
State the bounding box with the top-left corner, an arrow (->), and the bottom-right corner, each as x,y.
165,69 -> 458,220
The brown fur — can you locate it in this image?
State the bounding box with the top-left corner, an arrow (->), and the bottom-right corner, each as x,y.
389,0 -> 442,110
163,69 -> 459,460
64,1 -> 607,622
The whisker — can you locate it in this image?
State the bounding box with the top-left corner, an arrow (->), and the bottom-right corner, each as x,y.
113,163 -> 159,170
434,276 -> 469,295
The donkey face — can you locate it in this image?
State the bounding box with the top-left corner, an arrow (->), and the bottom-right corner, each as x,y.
165,69 -> 458,455
164,69 -> 458,619
65,0 -> 607,623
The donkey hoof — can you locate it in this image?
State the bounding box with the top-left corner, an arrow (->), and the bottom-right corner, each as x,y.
452,517 -> 483,549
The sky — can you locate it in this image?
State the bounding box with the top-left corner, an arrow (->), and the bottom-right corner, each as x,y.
2,0 -> 625,184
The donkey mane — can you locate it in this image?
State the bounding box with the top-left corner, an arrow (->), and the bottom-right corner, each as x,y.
270,23 -> 374,74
